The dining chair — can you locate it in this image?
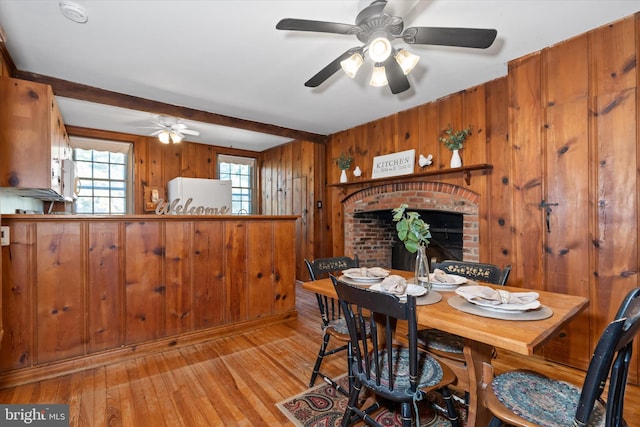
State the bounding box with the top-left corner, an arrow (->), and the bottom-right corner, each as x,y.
304,256 -> 360,395
484,287 -> 640,427
417,260 -> 512,400
432,260 -> 512,286
331,275 -> 461,427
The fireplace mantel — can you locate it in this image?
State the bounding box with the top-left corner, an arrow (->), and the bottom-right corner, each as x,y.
327,163 -> 492,190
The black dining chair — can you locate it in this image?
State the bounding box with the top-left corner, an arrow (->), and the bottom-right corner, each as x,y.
304,256 -> 360,395
331,275 -> 461,427
417,260 -> 512,401
484,287 -> 640,427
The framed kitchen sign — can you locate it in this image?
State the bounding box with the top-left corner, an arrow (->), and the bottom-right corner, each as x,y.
371,149 -> 415,179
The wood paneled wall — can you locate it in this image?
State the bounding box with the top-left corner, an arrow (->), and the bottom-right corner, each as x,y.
260,140 -> 326,280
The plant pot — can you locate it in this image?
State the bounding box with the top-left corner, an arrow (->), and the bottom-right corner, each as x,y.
450,149 -> 462,168
340,169 -> 348,183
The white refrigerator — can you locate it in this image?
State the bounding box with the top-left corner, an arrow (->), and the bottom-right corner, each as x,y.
167,177 -> 232,215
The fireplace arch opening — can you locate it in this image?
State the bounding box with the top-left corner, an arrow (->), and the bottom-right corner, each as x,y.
342,182 -> 479,268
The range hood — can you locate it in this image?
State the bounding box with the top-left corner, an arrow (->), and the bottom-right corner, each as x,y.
1,187 -> 71,202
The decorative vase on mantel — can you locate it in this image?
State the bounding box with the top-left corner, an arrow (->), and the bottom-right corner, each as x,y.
414,245 -> 431,293
340,169 -> 348,183
450,149 -> 462,168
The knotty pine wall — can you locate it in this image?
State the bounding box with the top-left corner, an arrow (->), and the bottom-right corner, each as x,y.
262,13 -> 639,378
260,141 -> 326,281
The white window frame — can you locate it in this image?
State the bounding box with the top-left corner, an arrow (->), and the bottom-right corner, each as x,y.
217,154 -> 257,214
71,137 -> 134,215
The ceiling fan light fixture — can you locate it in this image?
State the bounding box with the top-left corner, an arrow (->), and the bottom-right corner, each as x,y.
170,132 -> 183,143
369,64 -> 388,87
395,49 -> 420,75
368,34 -> 392,62
340,52 -> 364,78
158,130 -> 171,144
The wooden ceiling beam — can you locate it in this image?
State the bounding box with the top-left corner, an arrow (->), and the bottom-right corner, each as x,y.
13,70 -> 329,144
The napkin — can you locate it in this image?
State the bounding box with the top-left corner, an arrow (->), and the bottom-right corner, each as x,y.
432,269 -> 456,283
379,275 -> 408,295
342,267 -> 389,278
456,285 -> 539,306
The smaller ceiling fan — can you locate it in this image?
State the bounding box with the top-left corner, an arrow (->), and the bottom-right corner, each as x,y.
146,115 -> 200,144
276,0 -> 497,94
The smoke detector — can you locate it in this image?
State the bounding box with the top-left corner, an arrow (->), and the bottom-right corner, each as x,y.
59,1 -> 88,24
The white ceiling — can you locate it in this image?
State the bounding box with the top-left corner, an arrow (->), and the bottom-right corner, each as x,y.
1,0 -> 638,151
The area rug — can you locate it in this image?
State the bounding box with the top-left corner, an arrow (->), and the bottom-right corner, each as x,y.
276,375 -> 467,427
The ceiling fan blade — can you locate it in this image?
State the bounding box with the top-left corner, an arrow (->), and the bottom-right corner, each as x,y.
402,27 -> 497,49
180,129 -> 200,136
149,130 -> 163,136
304,48 -> 358,88
382,0 -> 419,19
383,55 -> 410,94
276,18 -> 357,35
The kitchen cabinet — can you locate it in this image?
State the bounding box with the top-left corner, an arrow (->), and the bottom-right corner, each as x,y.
0,77 -> 70,198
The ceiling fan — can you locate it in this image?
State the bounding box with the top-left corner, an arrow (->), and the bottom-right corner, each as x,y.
276,0 -> 497,94
146,115 -> 200,144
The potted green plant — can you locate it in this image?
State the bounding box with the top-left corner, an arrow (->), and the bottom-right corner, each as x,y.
439,124 -> 472,168
392,203 -> 431,290
336,152 -> 353,183
392,203 -> 431,253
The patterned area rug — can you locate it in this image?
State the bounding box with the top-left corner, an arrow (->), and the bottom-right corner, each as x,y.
276,375 -> 467,427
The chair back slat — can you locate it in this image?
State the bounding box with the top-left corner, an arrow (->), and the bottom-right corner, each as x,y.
433,260 -> 511,285
305,256 -> 359,280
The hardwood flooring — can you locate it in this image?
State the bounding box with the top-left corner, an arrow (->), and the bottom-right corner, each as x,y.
0,284 -> 638,426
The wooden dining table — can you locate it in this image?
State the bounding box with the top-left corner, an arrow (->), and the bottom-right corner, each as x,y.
302,269 -> 589,426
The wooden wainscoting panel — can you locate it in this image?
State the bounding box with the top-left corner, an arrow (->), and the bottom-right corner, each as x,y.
36,222 -> 84,364
246,221 -> 274,319
224,221 -> 247,322
124,221 -> 164,344
164,221 -> 194,336
87,221 -> 122,353
273,220 -> 296,314
191,221 -> 226,329
0,222 -> 34,371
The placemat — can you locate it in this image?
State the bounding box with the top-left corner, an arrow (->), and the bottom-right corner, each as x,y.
416,291 -> 442,306
448,295 -> 553,320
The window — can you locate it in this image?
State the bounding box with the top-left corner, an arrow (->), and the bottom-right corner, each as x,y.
217,154 -> 256,214
71,138 -> 133,215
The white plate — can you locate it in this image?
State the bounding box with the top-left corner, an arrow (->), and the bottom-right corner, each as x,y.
429,273 -> 467,286
342,274 -> 385,282
342,268 -> 389,281
369,284 -> 427,297
431,282 -> 462,291
467,298 -> 541,312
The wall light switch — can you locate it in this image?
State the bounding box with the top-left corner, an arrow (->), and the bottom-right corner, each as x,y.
1,226 -> 9,246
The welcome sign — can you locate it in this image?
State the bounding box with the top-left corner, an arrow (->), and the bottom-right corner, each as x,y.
371,149 -> 415,179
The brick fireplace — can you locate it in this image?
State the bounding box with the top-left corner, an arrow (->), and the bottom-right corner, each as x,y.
343,181 -> 480,268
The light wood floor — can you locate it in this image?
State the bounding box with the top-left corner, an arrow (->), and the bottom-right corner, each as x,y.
0,284 -> 638,426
